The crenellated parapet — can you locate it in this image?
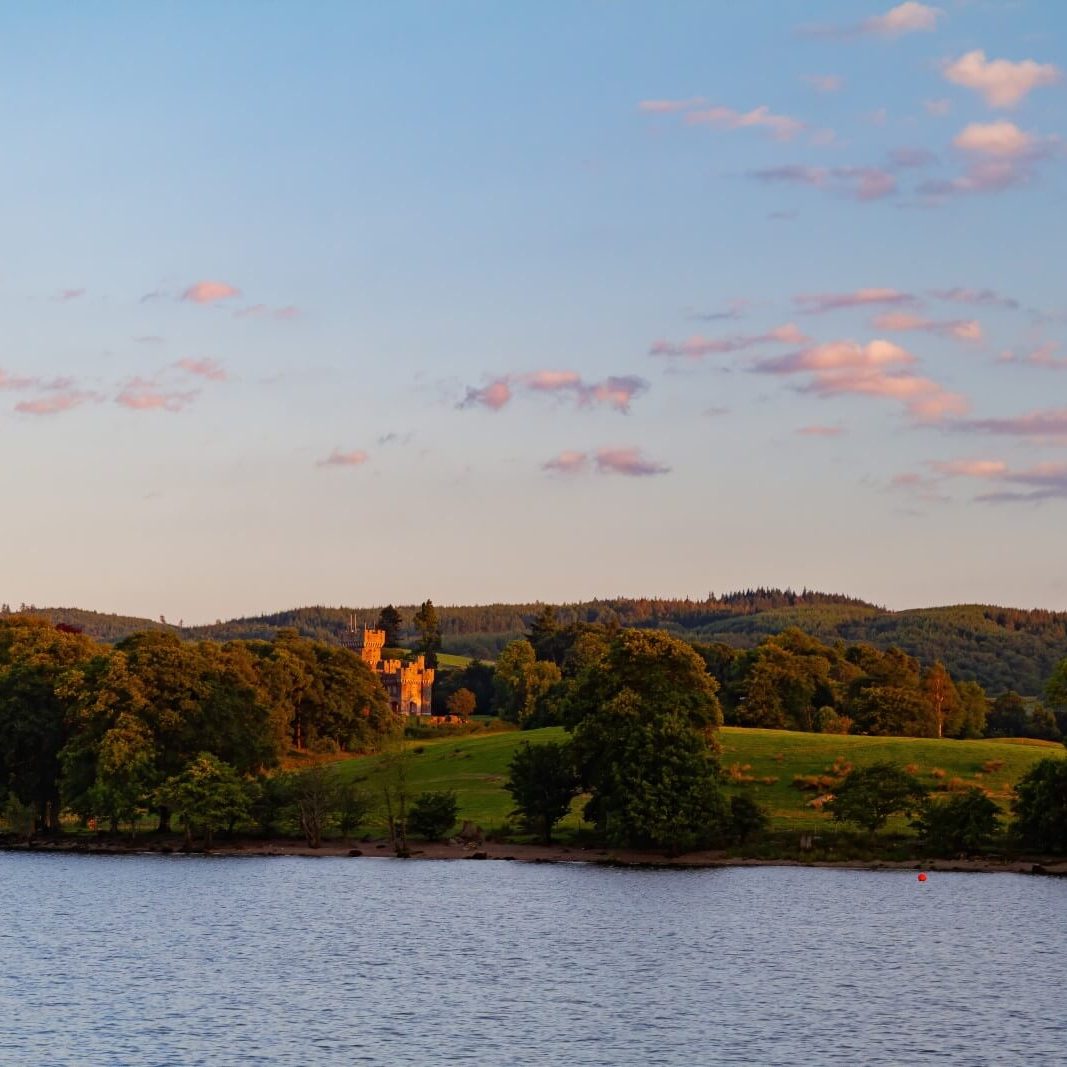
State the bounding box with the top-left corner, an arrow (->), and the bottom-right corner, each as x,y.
342,619 -> 433,716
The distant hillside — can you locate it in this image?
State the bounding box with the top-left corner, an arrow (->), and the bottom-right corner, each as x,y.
11,588 -> 1067,696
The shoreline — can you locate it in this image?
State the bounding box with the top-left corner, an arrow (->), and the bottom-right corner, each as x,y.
3,836 -> 1066,876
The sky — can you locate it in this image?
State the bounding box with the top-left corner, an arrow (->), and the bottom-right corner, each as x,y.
2,1 -> 1066,621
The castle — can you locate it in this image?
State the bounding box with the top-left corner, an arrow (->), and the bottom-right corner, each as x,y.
342,620 -> 434,717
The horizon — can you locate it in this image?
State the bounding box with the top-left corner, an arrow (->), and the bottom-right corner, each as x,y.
15,585 -> 1067,630
4,2 -> 1066,619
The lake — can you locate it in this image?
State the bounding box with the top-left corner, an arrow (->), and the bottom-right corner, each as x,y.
1,855 -> 1064,1065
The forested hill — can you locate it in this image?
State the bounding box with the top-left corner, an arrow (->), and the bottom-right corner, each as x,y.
8,590 -> 1067,696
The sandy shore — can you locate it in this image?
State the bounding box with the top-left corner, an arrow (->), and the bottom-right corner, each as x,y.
4,836 -> 1066,875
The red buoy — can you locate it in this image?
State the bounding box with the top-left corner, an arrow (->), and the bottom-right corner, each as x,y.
917,872 -> 928,882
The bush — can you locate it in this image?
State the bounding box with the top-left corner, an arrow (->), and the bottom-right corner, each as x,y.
408,791 -> 459,841
913,789 -> 1000,855
1013,758 -> 1067,853
826,762 -> 927,832
728,794 -> 769,844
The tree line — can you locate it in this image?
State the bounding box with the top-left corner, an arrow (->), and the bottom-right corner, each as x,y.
0,615 -> 398,836
436,613 -> 1067,743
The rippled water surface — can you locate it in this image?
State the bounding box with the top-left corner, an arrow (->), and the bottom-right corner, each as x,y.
1,855 -> 1065,1065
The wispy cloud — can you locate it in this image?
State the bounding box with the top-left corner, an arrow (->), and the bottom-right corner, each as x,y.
803,74 -> 844,93
181,280 -> 241,304
943,51 -> 1061,109
317,449 -> 369,468
1000,343 -> 1067,370
176,358 -> 227,381
907,456 -> 1067,504
640,98 -> 808,142
887,147 -> 937,170
542,450 -> 589,475
955,408 -> 1067,441
15,390 -> 96,416
115,378 -> 198,412
800,3 -> 943,40
460,371 -> 649,413
747,165 -> 898,201
687,298 -> 750,322
793,289 -> 914,315
924,98 -> 952,117
55,288 -> 85,302
133,335 -> 165,345
542,447 -> 671,478
233,303 -> 300,320
796,424 -> 846,437
871,311 -> 982,342
928,288 -> 1019,311
754,339 -> 966,422
650,323 -> 806,360
596,447 -> 670,477
755,339 -> 915,375
459,378 -> 512,411
919,121 -> 1057,199
0,370 -> 37,390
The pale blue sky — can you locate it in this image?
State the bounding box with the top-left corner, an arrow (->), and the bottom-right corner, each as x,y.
2,1 -> 1065,621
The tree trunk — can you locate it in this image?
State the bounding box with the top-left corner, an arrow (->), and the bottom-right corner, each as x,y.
156,805 -> 172,833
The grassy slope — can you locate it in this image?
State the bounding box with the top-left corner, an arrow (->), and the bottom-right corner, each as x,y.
335,726 -> 1065,837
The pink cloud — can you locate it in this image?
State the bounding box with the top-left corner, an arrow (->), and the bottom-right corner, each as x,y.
953,121 -> 1039,159
317,449 -> 369,468
115,379 -> 198,412
746,165 -> 898,201
459,378 -> 513,411
921,122 -> 1056,200
793,289 -> 914,314
524,370 -> 583,392
924,98 -> 952,117
577,376 -> 648,413
542,451 -> 589,475
595,447 -> 671,477
639,97 -> 807,142
755,338 -> 966,422
930,459 -> 1008,478
651,323 -> 807,359
871,312 -> 983,342
943,51 -> 1061,109
0,370 -> 36,390
56,288 -> 85,301
461,372 -> 649,413
541,448 -> 670,477
755,339 -> 915,375
176,358 -> 227,381
803,74 -> 843,93
801,2 -> 943,40
956,408 -> 1067,440
796,424 -> 846,437
181,280 -> 241,304
1001,344 -> 1067,371
684,103 -> 806,142
15,391 -> 95,416
638,97 -> 707,114
918,456 -> 1067,504
863,2 -> 942,37
809,370 -> 968,421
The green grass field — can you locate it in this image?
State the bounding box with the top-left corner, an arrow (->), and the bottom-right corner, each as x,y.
334,726 -> 1065,837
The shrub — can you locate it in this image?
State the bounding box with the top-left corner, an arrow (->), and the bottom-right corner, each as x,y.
826,762 -> 928,832
408,790 -> 460,842
1013,758 -> 1067,853
913,789 -> 1000,855
728,795 -> 769,844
